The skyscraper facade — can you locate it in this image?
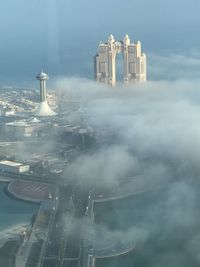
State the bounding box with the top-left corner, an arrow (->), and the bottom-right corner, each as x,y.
94,34 -> 146,86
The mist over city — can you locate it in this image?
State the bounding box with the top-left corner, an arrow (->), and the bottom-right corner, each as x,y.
0,0 -> 200,267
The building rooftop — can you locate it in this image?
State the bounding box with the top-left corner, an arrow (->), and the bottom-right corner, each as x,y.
6,120 -> 39,127
0,160 -> 23,167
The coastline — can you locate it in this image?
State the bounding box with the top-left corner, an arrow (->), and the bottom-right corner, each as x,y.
0,175 -> 13,183
0,179 -> 41,205
7,179 -> 56,203
0,224 -> 28,249
0,224 -> 28,267
5,182 -> 41,204
0,181 -> 39,266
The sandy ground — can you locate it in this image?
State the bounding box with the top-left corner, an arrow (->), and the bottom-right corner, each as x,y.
0,224 -> 27,249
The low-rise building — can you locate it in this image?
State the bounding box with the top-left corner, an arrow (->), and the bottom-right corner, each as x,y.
4,118 -> 44,138
0,160 -> 30,173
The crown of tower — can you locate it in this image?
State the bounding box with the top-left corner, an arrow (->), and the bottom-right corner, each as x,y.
123,34 -> 130,45
108,34 -> 115,44
36,70 -> 49,81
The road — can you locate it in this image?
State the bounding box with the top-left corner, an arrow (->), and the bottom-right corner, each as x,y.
40,185 -> 88,267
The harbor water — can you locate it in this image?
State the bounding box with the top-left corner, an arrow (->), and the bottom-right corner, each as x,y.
0,183 -> 38,232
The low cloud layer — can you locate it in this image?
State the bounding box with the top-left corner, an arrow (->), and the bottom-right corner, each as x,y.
148,51 -> 200,81
56,71 -> 200,266
58,77 -> 200,187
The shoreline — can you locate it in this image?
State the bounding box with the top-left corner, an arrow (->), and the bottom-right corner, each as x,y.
0,224 -> 28,249
0,182 -> 39,265
0,224 -> 28,267
7,179 -> 56,203
0,178 -> 48,205
4,183 -> 41,204
0,176 -> 13,183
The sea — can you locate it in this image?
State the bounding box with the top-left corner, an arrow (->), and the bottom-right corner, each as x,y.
0,116 -> 38,232
0,183 -> 38,232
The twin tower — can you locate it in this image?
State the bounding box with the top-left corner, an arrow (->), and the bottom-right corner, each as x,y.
94,34 -> 146,86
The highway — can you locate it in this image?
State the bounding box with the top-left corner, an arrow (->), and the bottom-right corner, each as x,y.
60,187 -> 89,267
40,185 -> 88,267
41,186 -> 72,267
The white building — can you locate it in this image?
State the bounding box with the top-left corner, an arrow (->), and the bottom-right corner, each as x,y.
94,34 -> 146,86
34,71 -> 57,117
5,118 -> 42,138
0,160 -> 30,173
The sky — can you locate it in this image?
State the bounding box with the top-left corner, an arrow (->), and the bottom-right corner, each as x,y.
1,0 -> 200,85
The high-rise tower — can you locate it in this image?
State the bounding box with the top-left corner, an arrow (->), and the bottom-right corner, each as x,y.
94,34 -> 146,86
36,71 -> 49,102
34,71 -> 57,116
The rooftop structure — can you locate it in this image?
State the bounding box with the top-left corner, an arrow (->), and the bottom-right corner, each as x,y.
0,160 -> 23,167
0,160 -> 30,173
34,71 -> 57,117
5,118 -> 42,138
6,118 -> 40,127
94,34 -> 146,86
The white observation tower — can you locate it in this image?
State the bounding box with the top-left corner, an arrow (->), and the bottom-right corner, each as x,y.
34,71 -> 57,117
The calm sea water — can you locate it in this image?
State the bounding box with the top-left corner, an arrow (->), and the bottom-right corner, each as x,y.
0,183 -> 38,232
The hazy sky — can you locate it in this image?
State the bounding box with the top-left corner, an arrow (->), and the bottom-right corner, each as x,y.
0,0 -> 200,84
